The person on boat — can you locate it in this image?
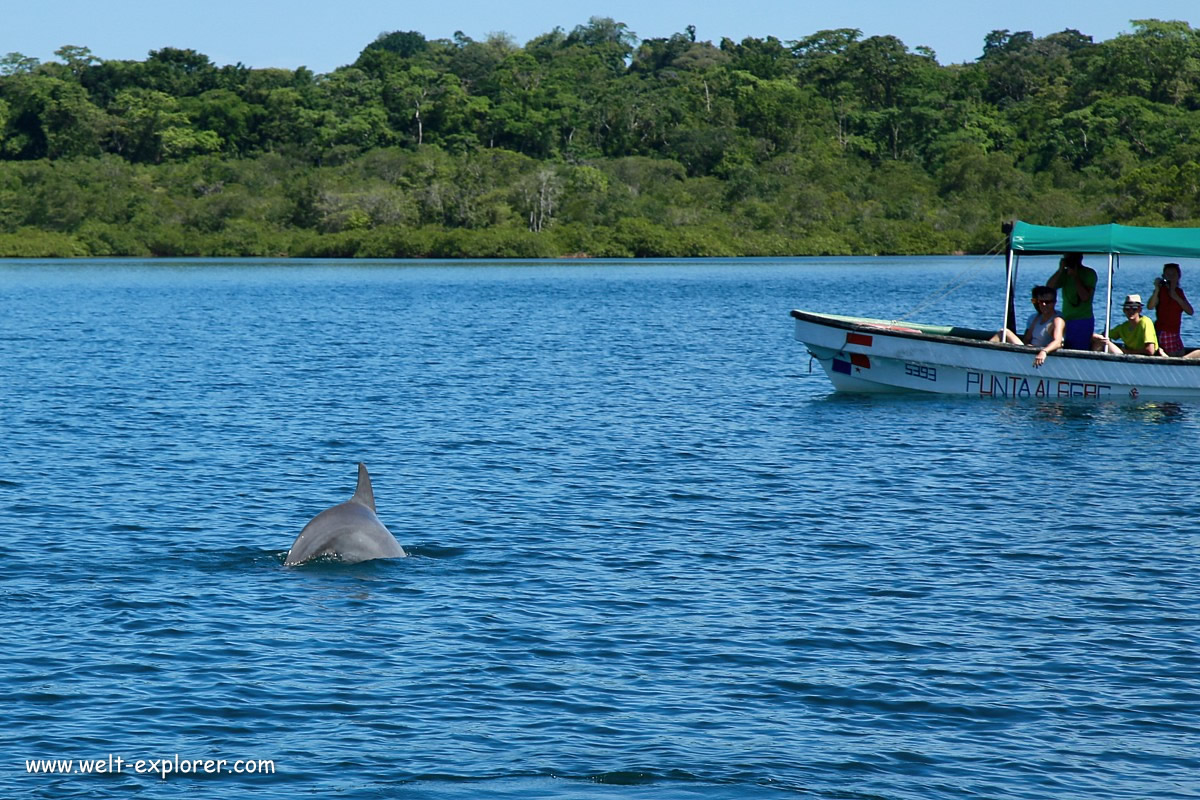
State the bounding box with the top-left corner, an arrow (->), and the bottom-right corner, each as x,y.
1046,253 -> 1097,349
990,285 -> 1065,366
1147,262 -> 1194,356
1092,294 -> 1159,356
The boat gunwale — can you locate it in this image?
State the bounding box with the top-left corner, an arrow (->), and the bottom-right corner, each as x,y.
790,309 -> 1200,367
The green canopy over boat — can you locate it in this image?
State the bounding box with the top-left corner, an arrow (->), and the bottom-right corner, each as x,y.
1009,221 -> 1200,258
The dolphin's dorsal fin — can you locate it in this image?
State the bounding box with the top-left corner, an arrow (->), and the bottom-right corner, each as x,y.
352,462 -> 376,511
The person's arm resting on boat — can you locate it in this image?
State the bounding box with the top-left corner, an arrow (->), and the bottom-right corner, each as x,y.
1034,317 -> 1065,367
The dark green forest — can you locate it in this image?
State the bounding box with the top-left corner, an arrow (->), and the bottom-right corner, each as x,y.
2,18 -> 1200,258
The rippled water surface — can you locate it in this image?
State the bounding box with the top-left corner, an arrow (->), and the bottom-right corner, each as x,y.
3,257 -> 1198,799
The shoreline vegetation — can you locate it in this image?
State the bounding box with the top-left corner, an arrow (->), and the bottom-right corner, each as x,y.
2,19 -> 1200,259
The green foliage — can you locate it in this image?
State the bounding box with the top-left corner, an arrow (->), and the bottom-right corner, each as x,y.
0,53 -> 40,76
0,226 -> 88,256
364,31 -> 430,61
75,220 -> 152,256
3,20 -> 1200,257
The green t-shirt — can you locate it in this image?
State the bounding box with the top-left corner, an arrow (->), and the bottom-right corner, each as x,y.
1056,267 -> 1097,321
1109,315 -> 1158,353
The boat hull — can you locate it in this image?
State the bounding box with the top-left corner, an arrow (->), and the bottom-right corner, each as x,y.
792,310 -> 1200,400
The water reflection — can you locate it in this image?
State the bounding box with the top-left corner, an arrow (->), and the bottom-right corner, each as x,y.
1126,401 -> 1187,423
1024,399 -> 1188,424
810,391 -> 1192,427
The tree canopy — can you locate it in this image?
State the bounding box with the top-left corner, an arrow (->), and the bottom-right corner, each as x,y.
2,18 -> 1200,258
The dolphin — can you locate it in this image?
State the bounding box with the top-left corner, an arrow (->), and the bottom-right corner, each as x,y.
284,463 -> 407,565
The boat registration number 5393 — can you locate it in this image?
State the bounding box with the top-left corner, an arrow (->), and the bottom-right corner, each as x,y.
905,363 -> 937,382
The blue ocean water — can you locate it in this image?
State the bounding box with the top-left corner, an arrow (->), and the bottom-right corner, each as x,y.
2,256 -> 1198,800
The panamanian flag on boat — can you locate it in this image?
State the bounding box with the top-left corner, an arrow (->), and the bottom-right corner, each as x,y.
832,332 -> 871,374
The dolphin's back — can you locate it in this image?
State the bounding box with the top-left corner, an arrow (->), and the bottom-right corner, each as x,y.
284,464 -> 407,565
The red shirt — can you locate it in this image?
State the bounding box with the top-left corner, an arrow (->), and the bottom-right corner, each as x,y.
1155,287 -> 1188,334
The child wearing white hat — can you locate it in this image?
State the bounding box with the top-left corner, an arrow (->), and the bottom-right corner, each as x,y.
1092,295 -> 1160,355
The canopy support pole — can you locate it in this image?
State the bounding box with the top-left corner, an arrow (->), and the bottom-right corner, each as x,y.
1002,247 -> 1018,335
1103,254 -> 1115,337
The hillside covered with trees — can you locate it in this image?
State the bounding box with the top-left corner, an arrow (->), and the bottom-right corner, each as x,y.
1,18 -> 1199,258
